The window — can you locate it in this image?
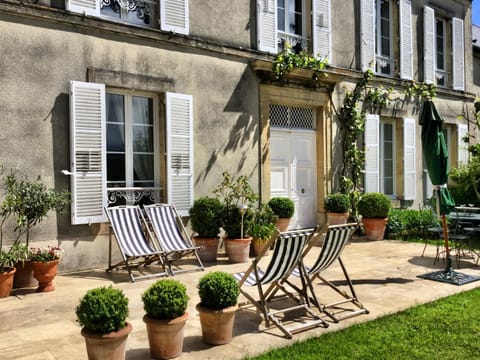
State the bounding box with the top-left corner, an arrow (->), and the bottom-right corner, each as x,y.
66,0 -> 189,34
376,0 -> 393,76
435,18 -> 447,87
257,0 -> 331,61
69,81 -> 193,225
380,121 -> 395,196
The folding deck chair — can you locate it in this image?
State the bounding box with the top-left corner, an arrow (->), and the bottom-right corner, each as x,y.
105,205 -> 168,282
143,203 -> 204,275
233,226 -> 328,339
289,223 -> 369,322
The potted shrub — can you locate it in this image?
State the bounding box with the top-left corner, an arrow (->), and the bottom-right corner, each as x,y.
76,286 -> 131,360
358,192 -> 391,240
29,245 -> 64,292
324,193 -> 350,225
267,197 -> 295,231
142,279 -> 189,359
196,271 -> 240,345
250,203 -> 278,256
0,251 -> 16,298
213,172 -> 259,263
189,196 -> 223,262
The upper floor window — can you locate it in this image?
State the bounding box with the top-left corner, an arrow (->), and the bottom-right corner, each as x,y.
435,18 -> 447,87
100,0 -> 158,28
376,0 -> 393,76
257,0 -> 331,62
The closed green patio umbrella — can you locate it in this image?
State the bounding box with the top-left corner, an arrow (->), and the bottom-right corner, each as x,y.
418,100 -> 479,285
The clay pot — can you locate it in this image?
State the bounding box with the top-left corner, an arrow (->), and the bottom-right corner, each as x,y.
143,312 -> 188,359
0,266 -> 16,298
275,218 -> 290,232
362,217 -> 388,241
14,260 -> 36,288
224,238 -> 251,263
326,212 -> 350,225
81,322 -> 132,360
196,303 -> 238,345
194,237 -> 219,263
32,259 -> 60,292
252,238 -> 270,257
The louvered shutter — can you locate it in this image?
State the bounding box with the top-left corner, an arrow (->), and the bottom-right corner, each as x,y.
257,0 -> 277,53
65,0 -> 100,16
364,114 -> 380,193
166,93 -> 193,216
403,118 -> 416,200
69,81 -> 107,225
457,123 -> 468,165
452,18 -> 465,91
399,0 -> 413,80
423,6 -> 435,84
160,0 -> 189,35
312,0 -> 331,62
360,0 -> 375,71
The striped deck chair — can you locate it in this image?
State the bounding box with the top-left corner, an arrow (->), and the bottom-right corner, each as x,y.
290,223 -> 369,322
233,226 -> 328,339
106,206 -> 167,282
143,204 -> 204,276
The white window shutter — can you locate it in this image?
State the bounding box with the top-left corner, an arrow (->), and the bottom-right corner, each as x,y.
65,0 -> 100,16
423,6 -> 435,84
160,0 -> 189,35
364,114 -> 380,193
257,0 -> 277,53
360,0 -> 375,72
457,123 -> 468,165
452,18 -> 465,91
312,0 -> 331,62
403,118 -> 416,200
69,81 -> 107,225
166,93 -> 193,216
399,0 -> 413,80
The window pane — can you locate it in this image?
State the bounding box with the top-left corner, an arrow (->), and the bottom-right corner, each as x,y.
133,125 -> 153,152
278,5 -> 285,31
133,154 -> 154,181
132,96 -> 153,125
106,94 -> 124,123
384,178 -> 394,195
107,124 -> 125,152
383,124 -> 393,141
107,154 -> 125,182
125,5 -> 155,27
100,3 -> 121,19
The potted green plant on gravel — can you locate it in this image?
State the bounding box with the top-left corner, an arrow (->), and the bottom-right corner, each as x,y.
142,279 -> 189,359
324,193 -> 350,225
76,286 -> 131,360
358,192 -> 391,240
267,197 -> 295,231
213,172 -> 259,263
189,196 -> 223,262
196,271 -> 240,345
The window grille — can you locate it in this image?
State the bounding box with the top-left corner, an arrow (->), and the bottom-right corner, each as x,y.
269,104 -> 316,130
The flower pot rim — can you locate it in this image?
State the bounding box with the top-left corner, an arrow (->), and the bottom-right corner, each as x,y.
1,266 -> 16,275
196,303 -> 238,314
142,311 -> 189,325
81,321 -> 132,340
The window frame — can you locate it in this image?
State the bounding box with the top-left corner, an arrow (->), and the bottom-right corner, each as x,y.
380,119 -> 396,198
375,0 -> 394,76
435,17 -> 447,87
99,0 -> 159,29
277,0 -> 308,53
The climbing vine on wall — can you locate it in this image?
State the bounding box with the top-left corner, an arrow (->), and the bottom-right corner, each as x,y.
272,49 -> 329,82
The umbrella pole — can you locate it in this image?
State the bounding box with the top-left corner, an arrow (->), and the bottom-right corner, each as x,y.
435,187 -> 452,271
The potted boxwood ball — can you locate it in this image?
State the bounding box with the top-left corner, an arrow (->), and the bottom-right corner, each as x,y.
358,192 -> 391,240
267,197 -> 295,232
324,193 -> 350,225
196,271 -> 240,345
76,286 -> 131,360
142,279 -> 189,359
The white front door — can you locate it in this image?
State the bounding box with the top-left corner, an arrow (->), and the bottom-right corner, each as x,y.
270,129 -> 317,229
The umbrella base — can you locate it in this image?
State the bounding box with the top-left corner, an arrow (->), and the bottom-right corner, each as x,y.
418,269 -> 480,285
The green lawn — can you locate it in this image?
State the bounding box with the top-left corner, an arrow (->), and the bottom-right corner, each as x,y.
246,287 -> 480,360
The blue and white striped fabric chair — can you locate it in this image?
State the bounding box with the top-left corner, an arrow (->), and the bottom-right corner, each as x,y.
106,205 -> 167,282
144,204 -> 204,275
291,223 -> 369,322
233,226 -> 328,339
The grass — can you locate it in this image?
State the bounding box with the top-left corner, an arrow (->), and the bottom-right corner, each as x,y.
245,287 -> 480,360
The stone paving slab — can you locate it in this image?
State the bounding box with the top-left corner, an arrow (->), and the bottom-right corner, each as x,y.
1,239 -> 479,360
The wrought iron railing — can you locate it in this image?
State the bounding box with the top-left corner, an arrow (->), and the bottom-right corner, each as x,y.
107,187 -> 163,206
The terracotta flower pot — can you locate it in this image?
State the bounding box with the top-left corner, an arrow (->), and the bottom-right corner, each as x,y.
0,266 -> 16,298
252,238 -> 270,257
14,260 -> 36,288
196,303 -> 238,345
143,312 -> 188,359
362,217 -> 388,241
81,322 -> 132,360
275,218 -> 290,232
194,237 -> 219,263
326,212 -> 349,225
32,259 -> 60,292
224,238 -> 251,263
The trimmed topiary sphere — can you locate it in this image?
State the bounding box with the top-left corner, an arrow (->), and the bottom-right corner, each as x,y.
76,286 -> 129,333
189,197 -> 223,237
198,271 -> 240,310
142,279 -> 189,320
267,197 -> 295,218
324,193 -> 350,213
358,192 -> 391,218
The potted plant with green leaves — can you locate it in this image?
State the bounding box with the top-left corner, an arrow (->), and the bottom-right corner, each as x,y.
29,245 -> 64,292
324,193 -> 350,225
0,250 -> 16,298
196,271 -> 240,345
189,196 -> 223,262
142,279 -> 189,359
250,203 -> 278,256
358,192 -> 391,240
213,172 -> 259,263
76,286 -> 131,360
267,197 -> 295,231
0,169 -> 69,288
